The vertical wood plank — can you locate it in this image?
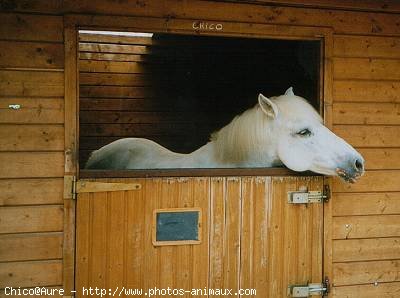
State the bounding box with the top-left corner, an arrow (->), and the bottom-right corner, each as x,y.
209,177 -> 226,293
89,192 -> 107,289
224,177 -> 241,297
126,178 -> 146,290
107,188 -> 125,291
191,177 -> 210,292
240,177 -> 270,297
64,22 -> 78,294
75,193 -> 90,297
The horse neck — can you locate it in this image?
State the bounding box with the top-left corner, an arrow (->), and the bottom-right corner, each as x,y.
210,106 -> 278,166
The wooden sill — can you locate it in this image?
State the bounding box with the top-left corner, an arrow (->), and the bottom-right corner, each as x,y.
79,167 -> 321,178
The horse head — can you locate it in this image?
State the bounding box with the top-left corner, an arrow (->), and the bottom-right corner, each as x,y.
259,87 -> 364,183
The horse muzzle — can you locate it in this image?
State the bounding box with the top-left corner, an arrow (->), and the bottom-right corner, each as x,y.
335,156 -> 365,183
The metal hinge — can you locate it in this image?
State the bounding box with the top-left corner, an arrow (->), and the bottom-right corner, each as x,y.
287,185 -> 330,204
288,277 -> 330,297
64,175 -> 141,200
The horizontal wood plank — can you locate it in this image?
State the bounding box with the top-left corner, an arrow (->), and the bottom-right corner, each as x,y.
333,102 -> 400,125
333,215 -> 400,239
79,60 -> 147,73
0,13 -> 63,42
0,152 -> 64,178
0,41 -> 64,69
357,148 -> 400,170
333,260 -> 400,286
332,281 -> 400,297
0,232 -> 63,262
334,58 -> 400,80
334,35 -> 400,59
79,42 -> 149,54
0,98 -> 64,124
79,98 -> 185,111
80,123 -> 207,137
80,111 -> 195,124
0,70 -> 64,97
248,0 -> 400,13
333,80 -> 400,103
62,1 -> 400,35
0,260 -> 62,288
79,33 -> 154,45
80,86 -> 153,98
80,52 -> 147,62
0,125 -> 64,151
333,192 -> 400,216
333,125 -> 400,147
333,170 -> 400,193
333,237 -> 400,262
0,178 -> 63,206
79,73 -> 151,87
0,205 -> 63,234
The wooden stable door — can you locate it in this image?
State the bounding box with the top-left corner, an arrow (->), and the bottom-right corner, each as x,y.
75,176 -> 324,297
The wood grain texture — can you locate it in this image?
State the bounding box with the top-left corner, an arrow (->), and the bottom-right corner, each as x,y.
0,98 -> 64,124
333,215 -> 400,239
0,13 -> 63,42
333,102 -> 400,125
63,1 -> 400,35
0,232 -> 63,262
79,60 -> 146,73
332,281 -> 400,297
333,260 -> 400,286
333,171 -> 400,192
0,70 -> 64,97
333,237 -> 400,262
0,178 -> 63,206
0,205 -> 63,234
334,35 -> 400,59
79,73 -> 151,87
357,148 -> 400,170
0,152 -> 64,178
333,80 -> 400,103
0,125 -> 64,151
334,58 -> 400,80
0,260 -> 62,288
333,192 -> 400,216
80,86 -> 153,98
76,176 -> 323,297
0,41 -> 64,69
333,125 -> 400,147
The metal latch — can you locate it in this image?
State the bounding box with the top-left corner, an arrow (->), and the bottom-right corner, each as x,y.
288,278 -> 330,297
287,185 -> 330,204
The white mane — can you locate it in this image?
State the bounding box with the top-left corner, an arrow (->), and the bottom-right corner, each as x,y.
210,104 -> 272,164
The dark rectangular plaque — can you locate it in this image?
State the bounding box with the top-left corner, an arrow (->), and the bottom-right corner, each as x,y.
153,208 -> 201,246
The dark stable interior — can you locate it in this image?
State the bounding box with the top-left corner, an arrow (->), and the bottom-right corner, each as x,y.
79,32 -> 321,168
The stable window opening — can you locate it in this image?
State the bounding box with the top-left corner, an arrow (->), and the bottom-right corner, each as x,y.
78,30 -> 321,174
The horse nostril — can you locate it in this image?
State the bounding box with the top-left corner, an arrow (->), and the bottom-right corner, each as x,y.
354,158 -> 364,172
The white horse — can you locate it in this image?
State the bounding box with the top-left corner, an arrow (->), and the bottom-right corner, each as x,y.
85,87 -> 364,183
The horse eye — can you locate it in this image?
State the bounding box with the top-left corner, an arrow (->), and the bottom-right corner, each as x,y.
297,128 -> 312,137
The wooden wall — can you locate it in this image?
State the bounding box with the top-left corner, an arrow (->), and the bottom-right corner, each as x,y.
0,1 -> 399,297
330,34 -> 400,297
0,12 -> 65,295
78,32 -> 319,166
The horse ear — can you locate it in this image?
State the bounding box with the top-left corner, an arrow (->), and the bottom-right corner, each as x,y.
258,93 -> 278,119
285,87 -> 295,96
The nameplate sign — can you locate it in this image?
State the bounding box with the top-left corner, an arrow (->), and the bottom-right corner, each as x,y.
192,21 -> 223,31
